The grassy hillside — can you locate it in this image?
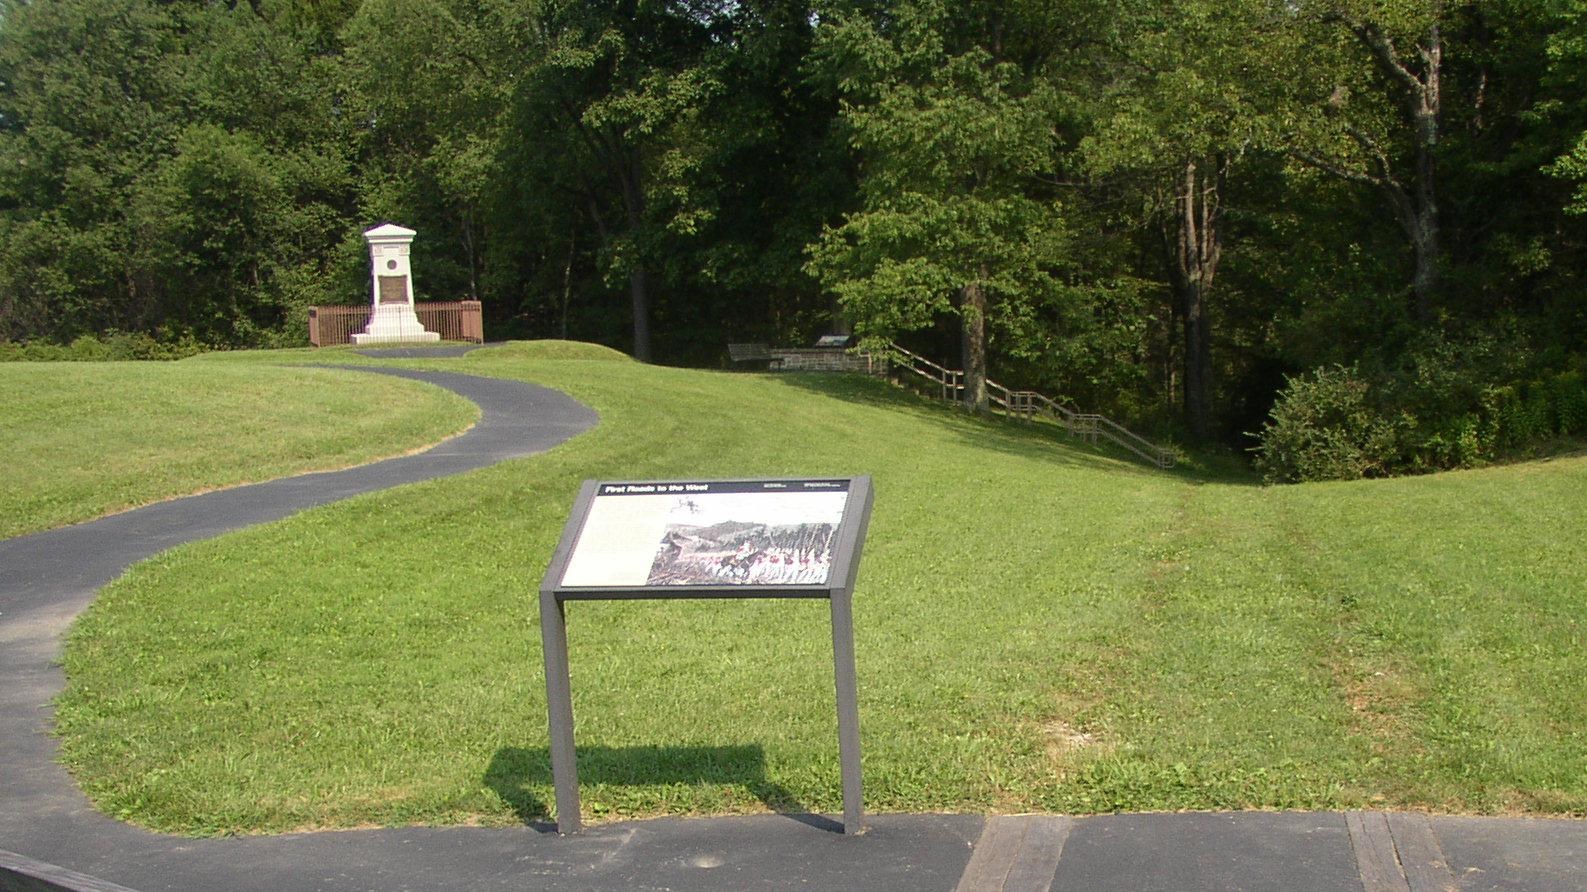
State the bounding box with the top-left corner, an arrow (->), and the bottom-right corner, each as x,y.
0,362 -> 477,539
54,343 -> 1587,833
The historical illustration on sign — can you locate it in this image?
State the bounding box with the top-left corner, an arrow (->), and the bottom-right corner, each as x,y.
646,492 -> 842,585
558,480 -> 850,589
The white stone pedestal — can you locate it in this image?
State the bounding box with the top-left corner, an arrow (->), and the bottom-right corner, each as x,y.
352,305 -> 440,345
352,223 -> 439,345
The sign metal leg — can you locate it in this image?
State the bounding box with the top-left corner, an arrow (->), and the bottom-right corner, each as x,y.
540,591 -> 581,834
830,591 -> 865,834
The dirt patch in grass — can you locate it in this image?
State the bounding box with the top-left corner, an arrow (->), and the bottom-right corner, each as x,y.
1036,716 -> 1112,788
1042,719 -> 1100,755
1328,647 -> 1423,756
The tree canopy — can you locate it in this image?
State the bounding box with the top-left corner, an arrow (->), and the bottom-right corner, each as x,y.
2,0 -> 1585,475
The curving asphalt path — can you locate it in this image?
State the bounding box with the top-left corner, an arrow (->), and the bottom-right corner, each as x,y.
2,364 -> 1585,892
0,366 -> 599,889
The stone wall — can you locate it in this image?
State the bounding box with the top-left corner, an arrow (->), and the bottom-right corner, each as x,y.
770,348 -> 878,373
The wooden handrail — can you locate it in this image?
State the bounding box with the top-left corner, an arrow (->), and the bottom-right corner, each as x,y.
877,342 -> 964,404
307,301 -> 484,347
864,342 -> 1175,469
1091,415 -> 1175,468
884,342 -> 955,378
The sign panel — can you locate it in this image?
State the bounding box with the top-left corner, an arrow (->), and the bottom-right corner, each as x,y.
559,479 -> 851,589
539,476 -> 873,834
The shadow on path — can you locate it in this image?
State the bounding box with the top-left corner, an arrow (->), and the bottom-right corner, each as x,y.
485,744 -> 840,834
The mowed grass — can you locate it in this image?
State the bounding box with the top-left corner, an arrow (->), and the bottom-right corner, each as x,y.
53,342 -> 1587,834
0,361 -> 478,538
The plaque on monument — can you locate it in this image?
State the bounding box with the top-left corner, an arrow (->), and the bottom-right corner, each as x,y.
378,276 -> 408,305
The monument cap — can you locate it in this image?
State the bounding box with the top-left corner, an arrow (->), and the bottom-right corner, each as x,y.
364,223 -> 417,241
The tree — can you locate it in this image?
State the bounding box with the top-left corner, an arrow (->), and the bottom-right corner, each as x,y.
1079,0 -> 1284,439
342,0 -> 527,309
0,0 -> 355,343
670,0 -> 848,355
1543,1 -> 1587,216
171,3 -> 356,339
0,0 -> 186,339
508,0 -> 725,362
131,124 -> 290,339
1289,0 -> 1451,324
805,3 -> 1066,412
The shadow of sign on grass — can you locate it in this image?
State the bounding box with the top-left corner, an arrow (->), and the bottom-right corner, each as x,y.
485,744 -> 840,832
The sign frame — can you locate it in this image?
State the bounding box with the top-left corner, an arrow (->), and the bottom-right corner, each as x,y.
538,476 -> 874,834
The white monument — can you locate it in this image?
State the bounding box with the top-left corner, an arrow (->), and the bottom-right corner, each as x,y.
351,223 -> 440,345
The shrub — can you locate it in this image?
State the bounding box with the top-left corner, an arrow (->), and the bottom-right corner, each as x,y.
1253,365 -> 1404,484
1258,337 -> 1587,484
1549,370 -> 1587,436
1405,411 -> 1489,472
1389,336 -> 1508,470
0,332 -> 206,362
1483,369 -> 1587,449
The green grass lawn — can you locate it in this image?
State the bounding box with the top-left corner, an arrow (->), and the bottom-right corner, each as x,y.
0,361 -> 478,539
51,342 -> 1587,834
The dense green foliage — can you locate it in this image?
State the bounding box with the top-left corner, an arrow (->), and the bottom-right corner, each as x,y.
1253,365 -> 1402,483
804,2 -> 1069,411
3,0 -> 1586,473
0,330 -> 204,361
52,347 -> 1587,831
1256,346 -> 1587,481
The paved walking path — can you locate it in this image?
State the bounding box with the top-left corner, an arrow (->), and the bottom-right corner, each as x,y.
2,364 -> 1584,891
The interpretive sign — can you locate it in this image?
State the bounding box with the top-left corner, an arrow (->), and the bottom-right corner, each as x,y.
558,479 -> 852,590
539,477 -> 874,834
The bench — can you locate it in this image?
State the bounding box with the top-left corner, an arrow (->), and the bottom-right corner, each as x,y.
727,343 -> 776,367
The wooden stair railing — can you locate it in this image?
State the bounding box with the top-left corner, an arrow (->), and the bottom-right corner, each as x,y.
867,342 -> 1176,469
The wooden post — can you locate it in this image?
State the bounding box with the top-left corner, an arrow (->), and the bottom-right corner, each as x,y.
462,300 -> 483,343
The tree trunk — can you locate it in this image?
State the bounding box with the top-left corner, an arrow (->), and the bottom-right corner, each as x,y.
1408,28 -> 1440,325
617,156 -> 652,363
832,295 -> 852,336
461,206 -> 479,302
1294,16 -> 1443,324
1350,18 -> 1442,324
1181,281 -> 1212,440
628,264 -> 651,363
1408,200 -> 1438,323
1168,158 -> 1222,441
960,273 -> 988,414
560,226 -> 576,340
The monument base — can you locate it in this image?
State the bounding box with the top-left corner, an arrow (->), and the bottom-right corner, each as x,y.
352,305 -> 440,345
